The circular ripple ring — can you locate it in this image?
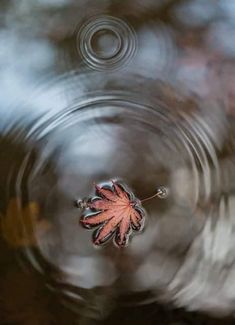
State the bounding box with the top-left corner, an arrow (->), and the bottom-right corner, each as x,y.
77,15 -> 137,71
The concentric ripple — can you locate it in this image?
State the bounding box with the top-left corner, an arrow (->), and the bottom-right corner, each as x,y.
77,15 -> 137,71
0,73 -> 228,317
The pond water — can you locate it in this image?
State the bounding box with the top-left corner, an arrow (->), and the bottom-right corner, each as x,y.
1,1 -> 235,324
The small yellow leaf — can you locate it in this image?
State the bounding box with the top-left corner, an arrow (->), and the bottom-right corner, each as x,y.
1,198 -> 51,248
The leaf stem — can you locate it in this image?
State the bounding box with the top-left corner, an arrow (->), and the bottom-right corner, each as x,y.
140,187 -> 168,203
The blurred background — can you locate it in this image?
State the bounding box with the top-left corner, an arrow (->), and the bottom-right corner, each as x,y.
1,0 -> 235,324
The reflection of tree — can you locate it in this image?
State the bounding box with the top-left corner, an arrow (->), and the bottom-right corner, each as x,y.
0,266 -> 80,325
0,268 -> 53,325
0,126 -> 54,248
0,129 -> 45,247
0,126 -> 61,324
0,129 -> 29,211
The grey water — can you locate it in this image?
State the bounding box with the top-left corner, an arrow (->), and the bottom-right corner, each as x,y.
1,1 -> 235,324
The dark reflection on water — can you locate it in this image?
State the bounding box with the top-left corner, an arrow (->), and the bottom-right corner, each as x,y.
1,0 -> 235,324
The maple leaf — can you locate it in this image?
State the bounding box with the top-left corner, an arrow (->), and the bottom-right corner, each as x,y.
80,181 -> 145,247
0,198 -> 51,248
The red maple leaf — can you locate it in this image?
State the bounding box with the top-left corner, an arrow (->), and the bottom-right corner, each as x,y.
80,181 -> 145,247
